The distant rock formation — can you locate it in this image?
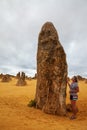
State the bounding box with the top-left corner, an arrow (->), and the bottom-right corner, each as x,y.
0,73 -> 3,79
34,73 -> 37,79
16,72 -> 20,79
1,74 -> 12,82
85,79 -> 87,83
77,75 -> 84,81
32,73 -> 37,79
16,72 -> 27,86
35,22 -> 67,116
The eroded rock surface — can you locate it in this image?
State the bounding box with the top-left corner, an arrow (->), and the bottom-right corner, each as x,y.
35,22 -> 67,116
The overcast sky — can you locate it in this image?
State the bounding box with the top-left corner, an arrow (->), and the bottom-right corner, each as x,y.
0,0 -> 87,77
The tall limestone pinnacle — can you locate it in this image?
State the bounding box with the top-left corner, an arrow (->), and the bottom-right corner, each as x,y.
35,22 -> 67,116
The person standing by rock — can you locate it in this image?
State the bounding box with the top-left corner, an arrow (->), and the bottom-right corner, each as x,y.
67,76 -> 79,119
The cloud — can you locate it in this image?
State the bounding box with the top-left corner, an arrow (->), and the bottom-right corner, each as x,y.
0,0 -> 87,77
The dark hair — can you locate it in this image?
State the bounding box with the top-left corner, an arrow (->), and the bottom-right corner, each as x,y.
73,76 -> 78,82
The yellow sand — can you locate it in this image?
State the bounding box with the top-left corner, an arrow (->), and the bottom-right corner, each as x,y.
0,78 -> 87,130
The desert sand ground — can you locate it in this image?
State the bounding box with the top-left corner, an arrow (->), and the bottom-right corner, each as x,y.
0,78 -> 87,130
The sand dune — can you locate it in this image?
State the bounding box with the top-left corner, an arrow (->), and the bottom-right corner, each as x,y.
0,78 -> 87,130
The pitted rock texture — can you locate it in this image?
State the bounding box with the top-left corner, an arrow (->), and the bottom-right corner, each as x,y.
35,22 -> 67,116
